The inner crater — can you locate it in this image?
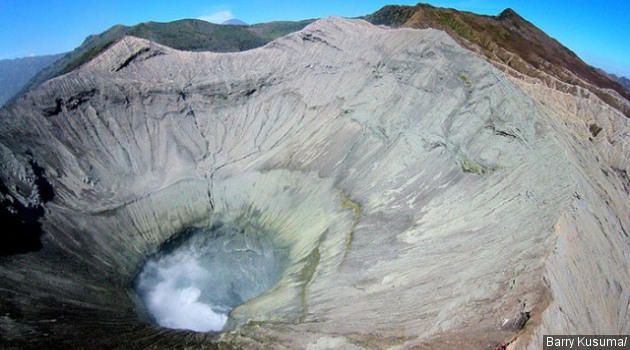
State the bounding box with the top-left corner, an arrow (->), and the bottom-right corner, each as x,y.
134,222 -> 289,332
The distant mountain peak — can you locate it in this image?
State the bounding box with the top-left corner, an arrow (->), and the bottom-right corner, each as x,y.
223,19 -> 248,26
498,8 -> 522,20
608,72 -> 630,92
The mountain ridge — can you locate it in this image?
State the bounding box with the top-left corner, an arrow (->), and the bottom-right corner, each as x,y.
10,3 -> 629,118
0,54 -> 63,106
363,3 -> 630,116
17,18 -> 314,99
223,18 -> 248,25
611,73 -> 630,92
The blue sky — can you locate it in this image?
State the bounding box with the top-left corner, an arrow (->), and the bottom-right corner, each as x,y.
0,0 -> 628,76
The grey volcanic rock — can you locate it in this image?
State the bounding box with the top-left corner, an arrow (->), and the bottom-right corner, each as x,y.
0,17 -> 628,349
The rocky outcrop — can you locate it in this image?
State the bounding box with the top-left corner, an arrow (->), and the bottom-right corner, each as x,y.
0,17 -> 628,349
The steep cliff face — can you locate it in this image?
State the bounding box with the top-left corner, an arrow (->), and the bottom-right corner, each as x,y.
0,18 -> 628,349
507,67 -> 630,350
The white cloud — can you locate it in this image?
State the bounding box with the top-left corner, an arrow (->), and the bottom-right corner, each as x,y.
198,10 -> 234,24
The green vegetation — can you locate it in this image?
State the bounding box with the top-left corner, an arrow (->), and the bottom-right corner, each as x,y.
429,11 -> 475,42
249,20 -> 315,40
361,5 -> 417,27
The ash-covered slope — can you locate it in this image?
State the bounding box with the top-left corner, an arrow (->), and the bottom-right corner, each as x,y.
0,17 -> 628,349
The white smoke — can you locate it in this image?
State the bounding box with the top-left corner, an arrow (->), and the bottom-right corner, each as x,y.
198,10 -> 235,24
136,248 -> 228,332
135,226 -> 286,333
